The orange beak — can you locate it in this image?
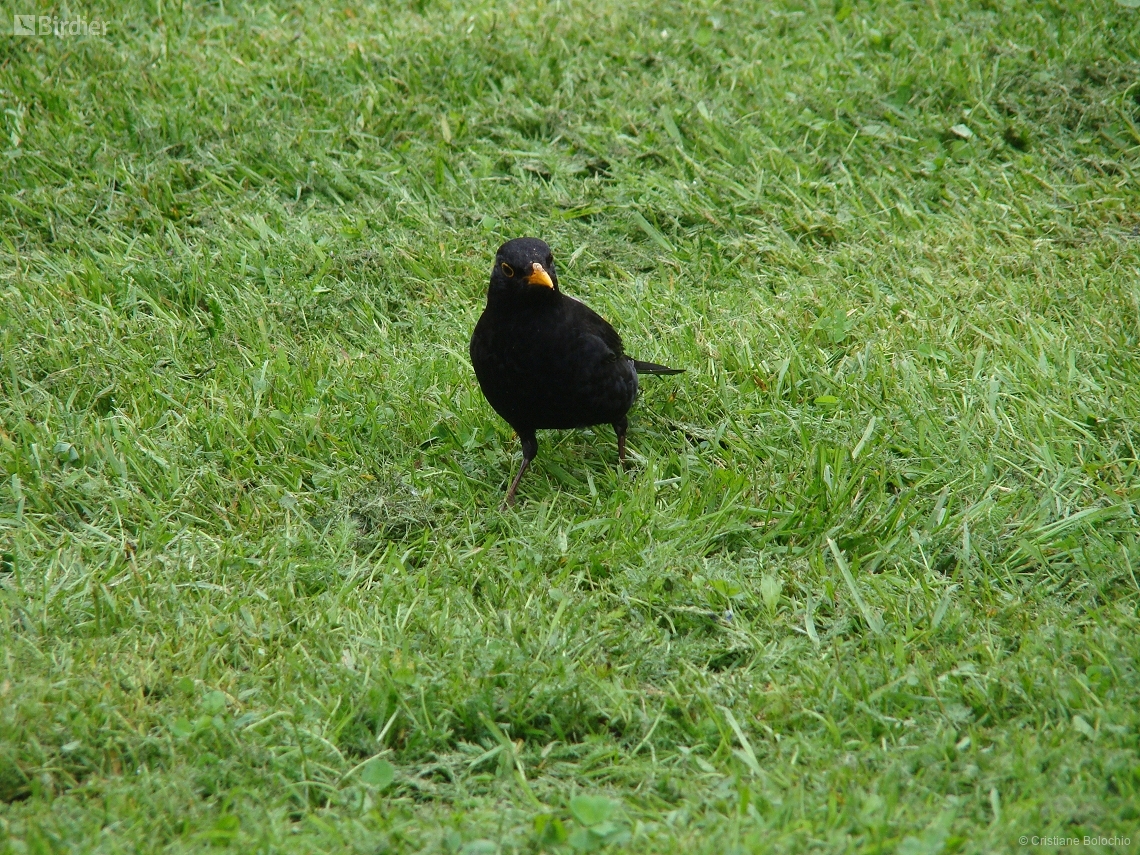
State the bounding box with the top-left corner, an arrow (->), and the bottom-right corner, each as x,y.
526,262 -> 554,288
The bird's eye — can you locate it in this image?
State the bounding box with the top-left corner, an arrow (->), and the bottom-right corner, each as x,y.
546,255 -> 554,267
501,262 -> 514,277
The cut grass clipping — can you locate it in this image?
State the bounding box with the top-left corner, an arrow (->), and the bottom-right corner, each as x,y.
2,0 -> 1139,852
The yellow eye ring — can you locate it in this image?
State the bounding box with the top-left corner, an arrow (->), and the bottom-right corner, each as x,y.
501,262 -> 514,277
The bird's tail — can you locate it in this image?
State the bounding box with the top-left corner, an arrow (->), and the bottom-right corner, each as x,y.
633,359 -> 685,375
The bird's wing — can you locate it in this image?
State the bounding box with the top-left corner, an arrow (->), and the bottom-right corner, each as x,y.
565,298 -> 625,359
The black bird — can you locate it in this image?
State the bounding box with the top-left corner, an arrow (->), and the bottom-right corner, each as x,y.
470,237 -> 684,505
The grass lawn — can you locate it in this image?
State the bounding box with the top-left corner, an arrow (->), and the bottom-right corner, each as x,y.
2,0 -> 1139,851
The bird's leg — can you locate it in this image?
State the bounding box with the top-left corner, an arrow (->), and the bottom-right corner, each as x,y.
504,459 -> 529,507
504,432 -> 538,507
613,417 -> 629,466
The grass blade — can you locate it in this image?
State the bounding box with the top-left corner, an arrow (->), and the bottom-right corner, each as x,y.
827,538 -> 883,636
721,707 -> 762,778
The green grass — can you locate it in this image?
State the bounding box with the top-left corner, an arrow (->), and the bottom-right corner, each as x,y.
1,0 -> 1139,851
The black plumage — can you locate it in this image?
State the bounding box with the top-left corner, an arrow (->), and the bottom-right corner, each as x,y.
470,237 -> 684,505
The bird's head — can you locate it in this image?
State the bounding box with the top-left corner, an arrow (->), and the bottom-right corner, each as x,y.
490,237 -> 559,297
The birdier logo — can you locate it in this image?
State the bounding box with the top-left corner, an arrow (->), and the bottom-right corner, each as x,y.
12,13 -> 108,37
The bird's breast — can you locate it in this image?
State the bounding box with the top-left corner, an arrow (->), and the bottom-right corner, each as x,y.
470,308 -> 636,431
